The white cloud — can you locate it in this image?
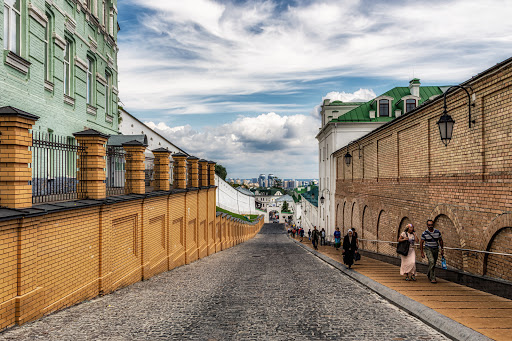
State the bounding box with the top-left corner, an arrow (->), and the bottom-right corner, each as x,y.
311,88 -> 376,118
145,112 -> 319,178
119,0 -> 512,115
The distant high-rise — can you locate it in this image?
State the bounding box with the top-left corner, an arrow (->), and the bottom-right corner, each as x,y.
258,174 -> 267,187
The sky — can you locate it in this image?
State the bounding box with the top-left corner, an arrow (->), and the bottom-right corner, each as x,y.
117,0 -> 512,179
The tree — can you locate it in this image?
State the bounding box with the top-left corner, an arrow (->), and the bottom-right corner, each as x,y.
282,200 -> 289,212
215,164 -> 227,180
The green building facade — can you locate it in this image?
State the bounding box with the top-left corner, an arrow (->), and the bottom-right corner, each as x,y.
1,0 -> 119,137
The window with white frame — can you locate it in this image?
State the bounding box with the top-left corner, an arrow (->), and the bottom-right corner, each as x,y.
44,12 -> 52,81
379,99 -> 390,117
406,99 -> 416,113
86,58 -> 94,104
63,40 -> 72,96
4,0 -> 21,54
105,71 -> 111,115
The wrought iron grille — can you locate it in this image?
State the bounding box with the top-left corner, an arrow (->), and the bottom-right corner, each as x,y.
145,155 -> 155,192
106,146 -> 126,196
30,131 -> 86,204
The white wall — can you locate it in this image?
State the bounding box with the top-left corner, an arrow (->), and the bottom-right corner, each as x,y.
215,175 -> 257,215
300,196 -> 318,234
317,122 -> 386,242
119,109 -> 185,154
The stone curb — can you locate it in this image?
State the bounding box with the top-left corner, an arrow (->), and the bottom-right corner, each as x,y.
289,237 -> 491,341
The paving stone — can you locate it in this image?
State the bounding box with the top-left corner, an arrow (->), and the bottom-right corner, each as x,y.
0,224 -> 448,340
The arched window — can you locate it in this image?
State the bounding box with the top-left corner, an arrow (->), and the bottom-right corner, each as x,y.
406,99 -> 416,113
379,99 -> 389,117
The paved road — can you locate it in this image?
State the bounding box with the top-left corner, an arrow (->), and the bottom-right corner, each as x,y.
0,224 -> 447,340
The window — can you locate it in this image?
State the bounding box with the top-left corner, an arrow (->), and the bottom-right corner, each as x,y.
406,99 -> 416,113
105,71 -> 111,115
63,40 -> 72,95
103,0 -> 108,28
86,58 -> 94,104
44,13 -> 51,81
4,0 -> 21,54
379,99 -> 389,117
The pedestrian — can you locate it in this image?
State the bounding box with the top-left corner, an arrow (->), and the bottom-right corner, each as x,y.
308,229 -> 311,241
351,227 -> 359,263
334,227 -> 341,250
352,227 -> 358,239
320,228 -> 326,246
420,220 -> 444,283
292,227 -> 296,238
342,229 -> 358,269
398,223 -> 418,281
299,227 -> 304,242
311,226 -> 320,250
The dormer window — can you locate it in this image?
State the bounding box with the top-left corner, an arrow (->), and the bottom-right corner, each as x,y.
379,99 -> 389,117
406,99 -> 416,113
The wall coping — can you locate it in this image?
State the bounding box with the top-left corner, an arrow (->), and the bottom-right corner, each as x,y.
0,186 -> 217,222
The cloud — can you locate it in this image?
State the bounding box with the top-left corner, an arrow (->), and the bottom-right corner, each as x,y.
311,88 -> 376,118
118,0 -> 512,115
145,112 -> 319,178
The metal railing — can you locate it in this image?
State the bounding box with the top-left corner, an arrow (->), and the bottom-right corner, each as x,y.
30,131 -> 85,204
144,155 -> 154,192
358,238 -> 512,257
106,146 -> 126,196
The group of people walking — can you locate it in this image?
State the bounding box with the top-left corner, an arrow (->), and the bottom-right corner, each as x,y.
291,219 -> 445,283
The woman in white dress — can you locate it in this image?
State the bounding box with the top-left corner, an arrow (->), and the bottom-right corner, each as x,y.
398,223 -> 418,281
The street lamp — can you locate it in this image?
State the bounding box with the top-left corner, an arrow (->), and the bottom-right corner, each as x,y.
344,151 -> 352,165
436,85 -> 474,147
320,196 -> 325,204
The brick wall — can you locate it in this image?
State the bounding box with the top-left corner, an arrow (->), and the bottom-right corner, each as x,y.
0,190 -> 263,331
334,60 -> 512,283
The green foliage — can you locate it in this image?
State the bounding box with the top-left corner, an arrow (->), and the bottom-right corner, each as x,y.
215,164 -> 227,180
281,200 -> 289,212
216,207 -> 260,222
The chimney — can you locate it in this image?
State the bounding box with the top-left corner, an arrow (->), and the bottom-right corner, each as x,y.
409,78 -> 420,97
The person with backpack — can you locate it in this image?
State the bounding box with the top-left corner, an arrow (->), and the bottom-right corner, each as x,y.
299,227 -> 304,242
311,226 -> 320,250
420,220 -> 444,283
308,229 -> 311,241
320,228 -> 326,246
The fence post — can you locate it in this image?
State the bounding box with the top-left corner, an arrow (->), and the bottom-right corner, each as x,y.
187,156 -> 199,188
0,106 -> 39,209
208,161 -> 216,186
122,140 -> 147,195
73,129 -> 108,200
152,148 -> 171,191
199,159 -> 208,187
172,153 -> 187,189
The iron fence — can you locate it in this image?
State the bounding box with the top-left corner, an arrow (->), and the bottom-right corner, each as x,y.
145,155 -> 154,192
30,131 -> 85,204
106,146 -> 126,196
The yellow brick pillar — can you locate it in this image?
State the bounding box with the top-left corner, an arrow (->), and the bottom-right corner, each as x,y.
199,159 -> 209,187
123,141 -> 147,194
172,153 -> 187,189
187,156 -> 199,188
0,106 -> 39,209
208,161 -> 216,186
73,129 -> 108,200
152,148 -> 171,191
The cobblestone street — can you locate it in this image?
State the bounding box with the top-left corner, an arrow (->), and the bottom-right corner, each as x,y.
0,224 -> 447,340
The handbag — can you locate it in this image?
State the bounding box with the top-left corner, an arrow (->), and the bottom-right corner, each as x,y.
354,252 -> 361,261
396,232 -> 410,256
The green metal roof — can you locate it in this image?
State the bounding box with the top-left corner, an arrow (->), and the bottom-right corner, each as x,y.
328,100 -> 366,106
331,86 -> 444,123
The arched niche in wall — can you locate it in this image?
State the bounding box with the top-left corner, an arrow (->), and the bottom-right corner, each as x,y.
484,227 -> 512,282
433,214 -> 463,271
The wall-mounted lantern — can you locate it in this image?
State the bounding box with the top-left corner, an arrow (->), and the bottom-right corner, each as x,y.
344,151 -> 352,165
436,85 -> 475,147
